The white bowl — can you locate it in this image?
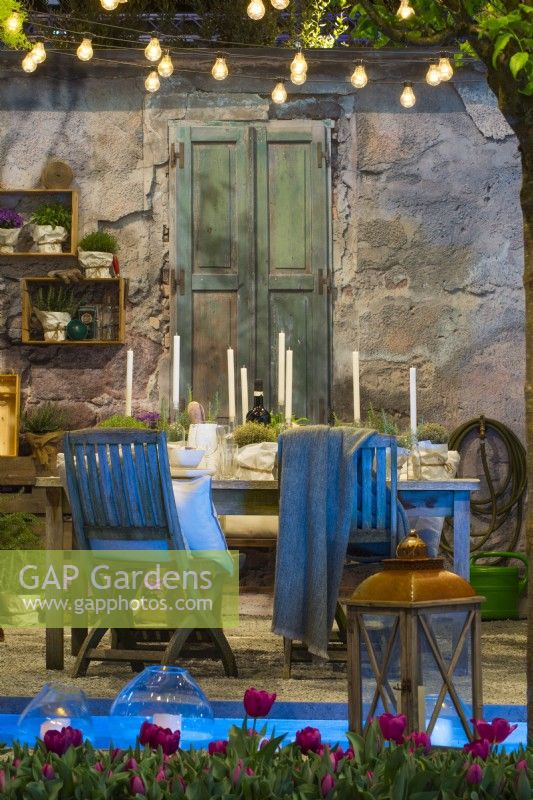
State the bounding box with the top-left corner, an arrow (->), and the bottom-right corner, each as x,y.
168,446 -> 205,468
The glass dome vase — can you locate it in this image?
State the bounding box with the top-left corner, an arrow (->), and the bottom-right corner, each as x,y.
110,666 -> 214,748
17,683 -> 93,745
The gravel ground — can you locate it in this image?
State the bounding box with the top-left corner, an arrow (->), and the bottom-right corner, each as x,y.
0,615 -> 526,706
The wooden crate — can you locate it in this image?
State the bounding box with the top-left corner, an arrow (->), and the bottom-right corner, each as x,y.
0,189 -> 78,257
21,276 -> 126,345
0,374 -> 20,456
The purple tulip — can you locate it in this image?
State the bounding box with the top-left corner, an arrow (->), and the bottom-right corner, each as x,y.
42,763 -> 55,781
407,731 -> 431,754
130,775 -> 145,796
516,759 -> 528,772
0,770 -> 5,790
208,740 -> 228,756
466,763 -> 483,785
12,759 -> 21,768
295,726 -> 322,754
378,713 -> 407,745
155,768 -> 166,782
463,738 -> 491,760
320,773 -> 336,797
471,717 -> 517,744
231,760 -> 244,786
94,761 -> 105,773
125,757 -> 139,771
110,748 -> 123,761
243,688 -> 277,718
139,722 -> 159,746
43,726 -> 83,755
138,722 -> 181,755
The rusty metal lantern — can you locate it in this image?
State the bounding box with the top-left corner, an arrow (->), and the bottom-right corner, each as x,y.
346,530 -> 484,743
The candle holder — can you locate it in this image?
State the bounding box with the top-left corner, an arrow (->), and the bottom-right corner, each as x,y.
110,666 -> 214,748
17,683 -> 93,744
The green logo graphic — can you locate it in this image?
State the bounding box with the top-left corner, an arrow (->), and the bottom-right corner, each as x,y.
0,551 -> 239,629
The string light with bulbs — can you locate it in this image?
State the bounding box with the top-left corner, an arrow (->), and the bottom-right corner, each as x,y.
272,80 -> 288,104
144,36 -> 162,62
247,0 -> 266,20
438,55 -> 453,80
145,70 -> 160,93
350,61 -> 368,88
271,0 -> 290,8
290,48 -> 307,85
76,37 -> 93,61
211,56 -> 229,81
425,62 -> 441,86
21,52 -> 37,73
158,51 -> 174,77
396,0 -> 415,19
400,81 -> 416,107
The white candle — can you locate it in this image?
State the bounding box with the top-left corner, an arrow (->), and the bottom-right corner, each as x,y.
285,349 -> 293,425
278,332 -> 286,408
410,367 -> 417,436
227,348 -> 236,423
125,349 -> 133,417
152,713 -> 182,732
40,718 -> 71,738
352,350 -> 361,422
240,367 -> 249,424
172,335 -> 180,411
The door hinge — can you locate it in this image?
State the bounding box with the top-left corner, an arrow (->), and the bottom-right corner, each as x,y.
317,142 -> 329,168
170,142 -> 185,169
318,269 -> 332,294
162,225 -> 169,243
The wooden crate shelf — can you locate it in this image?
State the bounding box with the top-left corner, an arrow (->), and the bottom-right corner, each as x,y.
0,374 -> 20,457
0,189 -> 78,257
21,277 -> 126,346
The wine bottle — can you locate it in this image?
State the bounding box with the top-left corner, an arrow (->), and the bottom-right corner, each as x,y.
246,380 -> 271,426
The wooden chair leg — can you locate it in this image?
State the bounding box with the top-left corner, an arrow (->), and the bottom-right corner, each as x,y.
71,628 -> 108,678
115,629 -> 145,673
283,637 -> 293,679
206,629 -> 238,677
161,628 -> 195,666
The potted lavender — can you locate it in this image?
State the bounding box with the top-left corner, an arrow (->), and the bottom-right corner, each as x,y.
0,209 -> 24,253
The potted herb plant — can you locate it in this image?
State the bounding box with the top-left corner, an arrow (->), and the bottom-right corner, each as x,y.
0,209 -> 24,253
28,202 -> 71,253
78,230 -> 119,278
23,402 -> 70,475
33,285 -> 76,342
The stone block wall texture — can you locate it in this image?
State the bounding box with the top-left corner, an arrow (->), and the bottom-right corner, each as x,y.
0,54 -> 525,546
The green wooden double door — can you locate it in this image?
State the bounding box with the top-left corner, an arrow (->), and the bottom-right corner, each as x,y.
170,120 -> 331,423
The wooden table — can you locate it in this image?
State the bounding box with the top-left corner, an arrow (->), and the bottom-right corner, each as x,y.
34,475 -> 479,670
210,478 -> 480,580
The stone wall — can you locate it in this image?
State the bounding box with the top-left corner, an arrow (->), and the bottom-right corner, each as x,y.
0,51 -> 524,464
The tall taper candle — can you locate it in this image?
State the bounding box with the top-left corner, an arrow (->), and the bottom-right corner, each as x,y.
125,349 -> 133,417
172,335 -> 180,411
285,349 -> 293,425
240,367 -> 249,424
278,332 -> 286,408
352,350 -> 361,422
227,348 -> 236,423
409,367 -> 417,436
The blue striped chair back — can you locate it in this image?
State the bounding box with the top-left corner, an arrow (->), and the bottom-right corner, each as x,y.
63,429 -> 185,551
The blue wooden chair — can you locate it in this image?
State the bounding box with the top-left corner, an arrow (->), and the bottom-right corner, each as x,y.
63,429 -> 237,677
279,431 -> 404,676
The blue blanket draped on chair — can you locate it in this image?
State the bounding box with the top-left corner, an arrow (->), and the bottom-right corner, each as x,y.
272,426 -> 409,659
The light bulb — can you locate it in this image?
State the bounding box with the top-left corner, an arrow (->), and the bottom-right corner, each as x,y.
77,38 -> 93,62
396,0 -> 415,19
145,70 -> 160,93
211,56 -> 228,81
100,0 -> 119,9
272,81 -> 287,104
21,53 -> 37,73
438,56 -> 453,81
271,0 -> 289,8
290,70 -> 307,85
400,82 -> 416,108
425,63 -> 441,86
291,50 -> 307,77
145,37 -> 162,62
350,63 -> 368,88
158,52 -> 174,77
31,42 -> 46,64
5,11 -> 22,32
247,0 -> 265,20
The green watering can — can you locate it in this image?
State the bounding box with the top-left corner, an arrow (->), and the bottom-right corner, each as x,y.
469,551 -> 528,620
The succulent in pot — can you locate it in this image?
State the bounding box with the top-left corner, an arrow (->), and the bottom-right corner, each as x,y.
78,231 -> 119,278
32,285 -> 76,342
0,209 -> 24,253
29,202 -> 71,253
22,402 -> 70,475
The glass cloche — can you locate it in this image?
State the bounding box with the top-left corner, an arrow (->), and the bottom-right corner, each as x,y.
17,683 -> 93,744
